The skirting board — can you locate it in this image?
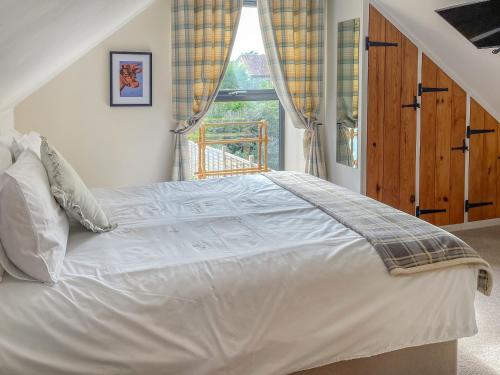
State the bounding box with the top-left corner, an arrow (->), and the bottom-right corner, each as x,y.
443,218 -> 500,233
291,340 -> 457,375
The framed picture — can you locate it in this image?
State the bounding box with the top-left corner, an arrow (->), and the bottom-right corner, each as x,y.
110,51 -> 152,106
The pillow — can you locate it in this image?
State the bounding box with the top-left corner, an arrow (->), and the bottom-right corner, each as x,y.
40,137 -> 116,233
12,131 -> 41,160
0,145 -> 12,174
0,150 -> 69,283
0,132 -> 19,160
0,145 -> 13,282
0,136 -> 14,152
0,240 -> 35,282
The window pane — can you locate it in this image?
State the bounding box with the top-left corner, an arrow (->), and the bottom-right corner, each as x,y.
220,7 -> 273,90
189,101 -> 281,174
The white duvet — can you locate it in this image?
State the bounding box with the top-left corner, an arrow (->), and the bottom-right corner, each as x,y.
0,175 -> 479,375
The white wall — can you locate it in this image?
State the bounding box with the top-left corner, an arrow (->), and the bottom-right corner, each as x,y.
15,0 -> 173,188
284,118 -> 305,173
0,0 -> 153,112
0,109 -> 15,133
325,0 -> 368,192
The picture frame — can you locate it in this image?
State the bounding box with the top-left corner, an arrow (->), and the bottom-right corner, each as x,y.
110,51 -> 152,107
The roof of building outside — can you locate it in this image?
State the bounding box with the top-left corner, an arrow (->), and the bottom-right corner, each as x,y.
236,53 -> 270,77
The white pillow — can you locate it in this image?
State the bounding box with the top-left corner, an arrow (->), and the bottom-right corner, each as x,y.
0,145 -> 13,281
0,145 -> 12,173
0,241 -> 34,282
12,131 -> 41,160
0,134 -> 17,160
0,150 -> 69,283
0,130 -> 20,282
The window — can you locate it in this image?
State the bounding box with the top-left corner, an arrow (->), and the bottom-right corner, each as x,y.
189,2 -> 284,179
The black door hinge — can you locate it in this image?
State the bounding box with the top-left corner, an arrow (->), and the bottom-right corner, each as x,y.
465,200 -> 494,212
402,96 -> 420,111
451,139 -> 468,153
416,206 -> 447,217
466,126 -> 496,138
365,37 -> 398,50
418,83 -> 449,96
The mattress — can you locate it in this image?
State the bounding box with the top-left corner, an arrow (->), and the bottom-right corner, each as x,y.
0,175 -> 479,375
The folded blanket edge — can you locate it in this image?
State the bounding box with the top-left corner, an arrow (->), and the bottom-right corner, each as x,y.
263,171 -> 493,297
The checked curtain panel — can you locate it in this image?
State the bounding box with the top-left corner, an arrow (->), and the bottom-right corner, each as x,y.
171,0 -> 326,180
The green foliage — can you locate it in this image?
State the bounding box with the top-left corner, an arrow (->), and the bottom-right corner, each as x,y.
221,61 -> 250,89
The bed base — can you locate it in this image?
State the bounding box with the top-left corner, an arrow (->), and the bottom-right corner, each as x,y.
291,340 -> 457,375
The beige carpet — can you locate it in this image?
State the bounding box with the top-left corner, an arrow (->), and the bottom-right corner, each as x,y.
453,226 -> 500,375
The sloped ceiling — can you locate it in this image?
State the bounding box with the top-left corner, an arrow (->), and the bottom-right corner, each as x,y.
0,0 -> 153,111
373,0 -> 500,120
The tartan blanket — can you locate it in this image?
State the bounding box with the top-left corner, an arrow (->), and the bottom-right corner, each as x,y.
264,171 -> 492,296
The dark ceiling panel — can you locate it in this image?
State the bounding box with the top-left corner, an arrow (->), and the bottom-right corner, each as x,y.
437,0 -> 500,49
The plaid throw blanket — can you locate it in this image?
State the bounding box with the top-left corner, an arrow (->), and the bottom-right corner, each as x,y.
264,171 -> 492,296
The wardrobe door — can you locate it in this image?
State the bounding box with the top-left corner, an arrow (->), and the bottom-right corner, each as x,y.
366,6 -> 386,204
399,38 -> 418,214
498,124 -> 500,218
366,6 -> 417,215
468,99 -> 498,221
419,55 -> 466,226
381,20 -> 403,208
449,82 -> 467,224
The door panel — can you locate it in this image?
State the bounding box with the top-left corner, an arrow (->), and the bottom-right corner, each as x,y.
468,99 -> 498,221
434,71 -> 452,226
497,123 -> 500,218
419,55 -> 438,224
468,99 -> 485,222
367,6 -> 417,215
367,6 -> 386,202
449,82 -> 466,224
399,38 -> 418,214
419,55 -> 466,225
382,21 -> 403,208
485,113 -> 498,219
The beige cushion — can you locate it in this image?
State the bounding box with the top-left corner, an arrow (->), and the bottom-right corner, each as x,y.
40,138 -> 116,233
0,150 -> 69,283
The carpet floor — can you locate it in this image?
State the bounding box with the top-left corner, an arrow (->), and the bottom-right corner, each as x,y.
453,226 -> 500,375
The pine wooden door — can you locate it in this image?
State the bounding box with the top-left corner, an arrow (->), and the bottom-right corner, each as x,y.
418,55 -> 466,226
468,99 -> 498,221
366,6 -> 418,215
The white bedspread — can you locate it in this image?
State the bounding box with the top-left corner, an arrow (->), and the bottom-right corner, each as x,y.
0,175 -> 479,375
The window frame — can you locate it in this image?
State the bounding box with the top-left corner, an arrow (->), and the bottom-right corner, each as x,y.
243,0 -> 257,7
213,0 -> 285,170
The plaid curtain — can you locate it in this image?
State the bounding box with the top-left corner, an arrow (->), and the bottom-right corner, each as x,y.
171,0 -> 242,181
336,18 -> 359,167
336,122 -> 353,166
258,0 -> 326,179
337,18 -> 360,125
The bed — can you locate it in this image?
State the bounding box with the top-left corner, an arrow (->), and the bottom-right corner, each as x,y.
0,173 -> 487,374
